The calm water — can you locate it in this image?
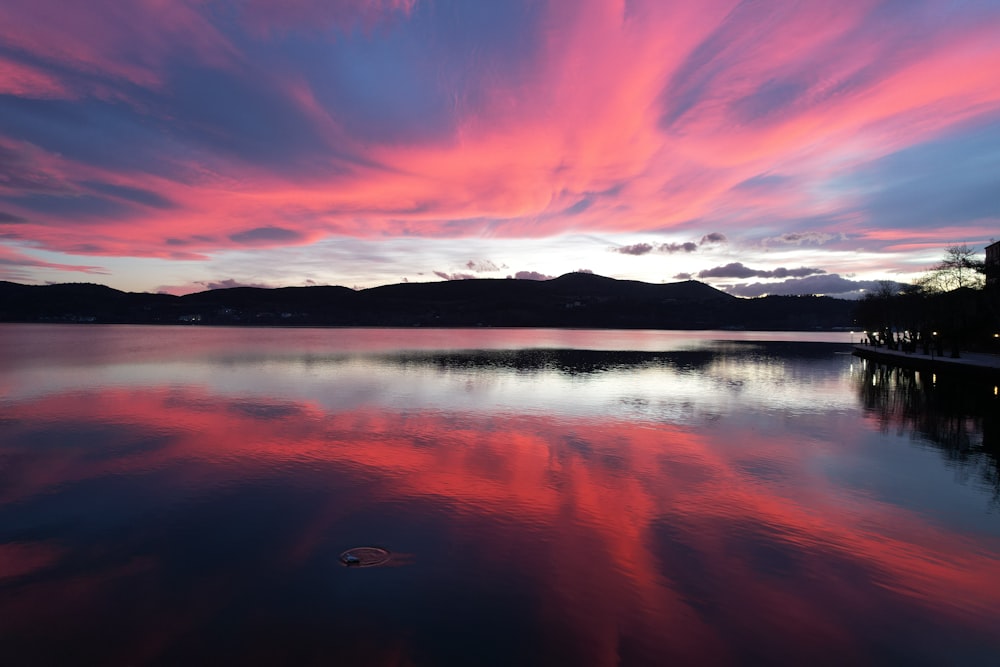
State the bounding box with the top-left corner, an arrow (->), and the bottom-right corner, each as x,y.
1,325 -> 998,665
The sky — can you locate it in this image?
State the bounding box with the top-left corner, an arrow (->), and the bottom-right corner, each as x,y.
1,0 -> 999,298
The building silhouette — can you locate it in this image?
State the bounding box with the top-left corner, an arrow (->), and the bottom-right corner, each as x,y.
986,240 -> 1000,290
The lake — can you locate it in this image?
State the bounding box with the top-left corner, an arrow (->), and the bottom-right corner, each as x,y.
1,325 -> 998,665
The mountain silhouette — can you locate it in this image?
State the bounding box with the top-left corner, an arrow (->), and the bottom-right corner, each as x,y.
0,273 -> 854,329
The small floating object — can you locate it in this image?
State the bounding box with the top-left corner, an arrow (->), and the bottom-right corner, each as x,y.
339,546 -> 391,568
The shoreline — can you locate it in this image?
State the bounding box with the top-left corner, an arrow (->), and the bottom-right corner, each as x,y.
852,344 -> 1000,380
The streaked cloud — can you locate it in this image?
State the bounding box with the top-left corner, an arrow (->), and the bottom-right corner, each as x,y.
0,0 -> 997,292
0,245 -> 107,281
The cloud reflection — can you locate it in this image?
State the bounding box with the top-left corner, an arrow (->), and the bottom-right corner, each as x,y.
2,373 -> 999,663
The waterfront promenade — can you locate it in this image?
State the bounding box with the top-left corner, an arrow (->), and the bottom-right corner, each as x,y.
852,344 -> 1000,380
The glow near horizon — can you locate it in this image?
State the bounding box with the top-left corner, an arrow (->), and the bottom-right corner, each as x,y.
0,0 -> 998,297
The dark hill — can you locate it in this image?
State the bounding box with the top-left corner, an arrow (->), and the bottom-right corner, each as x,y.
545,273 -> 732,301
0,282 -> 176,323
0,273 -> 855,329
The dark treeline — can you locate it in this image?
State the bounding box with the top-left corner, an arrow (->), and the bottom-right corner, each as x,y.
854,286 -> 998,355
0,272 -> 855,331
854,245 -> 1000,356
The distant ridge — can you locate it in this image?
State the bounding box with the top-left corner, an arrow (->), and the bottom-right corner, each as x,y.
0,273 -> 854,330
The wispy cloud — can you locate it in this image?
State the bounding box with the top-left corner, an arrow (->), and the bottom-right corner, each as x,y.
0,1 -> 998,289
0,245 -> 107,281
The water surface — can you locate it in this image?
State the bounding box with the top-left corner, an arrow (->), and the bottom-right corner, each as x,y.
1,325 -> 998,665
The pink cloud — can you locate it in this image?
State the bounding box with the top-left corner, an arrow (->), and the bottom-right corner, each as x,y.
0,245 -> 107,280
0,0 -> 998,273
0,1 -> 236,91
0,58 -> 72,99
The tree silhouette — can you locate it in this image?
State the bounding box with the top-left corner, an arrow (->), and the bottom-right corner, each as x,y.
855,244 -> 993,356
918,244 -> 986,292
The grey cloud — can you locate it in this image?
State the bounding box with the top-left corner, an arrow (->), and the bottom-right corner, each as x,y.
509,271 -> 553,281
434,271 -> 475,280
196,278 -> 272,290
662,242 -> 698,253
166,234 -> 218,246
769,266 -> 826,278
66,243 -> 106,253
697,262 -> 825,279
82,181 -> 176,209
614,241 -> 699,255
0,212 -> 27,223
564,197 -> 593,215
725,274 -> 900,298
228,226 -> 304,244
699,232 -> 727,245
673,272 -> 694,280
698,262 -> 759,279
465,259 -> 502,272
772,232 -> 836,246
4,193 -> 133,219
730,78 -> 809,124
615,243 -> 654,255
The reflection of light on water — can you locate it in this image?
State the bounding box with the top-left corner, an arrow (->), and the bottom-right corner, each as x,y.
1,327 -> 999,665
2,340 -> 858,423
